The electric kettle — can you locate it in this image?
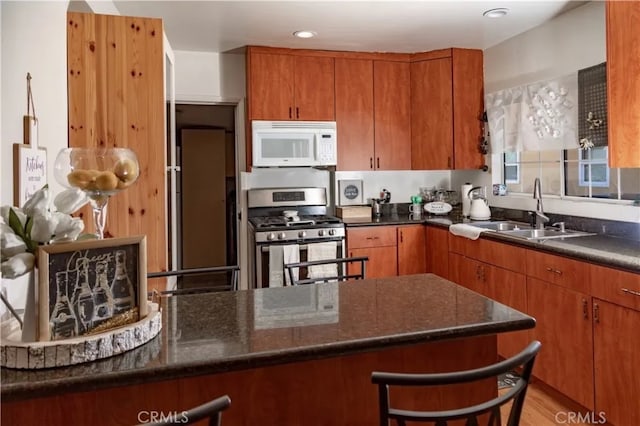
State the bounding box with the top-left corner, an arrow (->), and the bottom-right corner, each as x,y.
468,186 -> 491,220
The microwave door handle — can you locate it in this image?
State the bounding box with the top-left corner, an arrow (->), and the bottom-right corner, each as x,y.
314,133 -> 320,162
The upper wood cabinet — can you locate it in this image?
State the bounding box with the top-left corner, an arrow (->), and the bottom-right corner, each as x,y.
335,58 -> 375,171
247,47 -> 335,121
411,48 -> 484,170
67,12 -> 167,278
335,58 -> 410,171
606,1 -> 640,168
373,61 -> 411,170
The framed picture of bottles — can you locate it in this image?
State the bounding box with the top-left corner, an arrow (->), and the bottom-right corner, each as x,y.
36,235 -> 147,341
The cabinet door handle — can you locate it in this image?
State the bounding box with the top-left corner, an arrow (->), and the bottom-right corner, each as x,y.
370,157 -> 373,169
447,157 -> 452,168
289,107 -> 292,119
377,157 -> 380,169
621,288 -> 640,297
582,299 -> 588,320
545,267 -> 562,275
296,107 -> 299,119
593,303 -> 600,323
400,231 -> 403,243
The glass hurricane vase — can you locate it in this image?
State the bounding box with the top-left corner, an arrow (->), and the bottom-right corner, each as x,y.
54,147 -> 139,239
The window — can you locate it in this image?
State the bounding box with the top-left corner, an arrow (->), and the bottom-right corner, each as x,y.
503,152 -> 520,184
501,148 -> 640,201
578,147 -> 609,187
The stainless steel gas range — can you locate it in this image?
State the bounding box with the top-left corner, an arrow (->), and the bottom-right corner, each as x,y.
247,187 -> 345,288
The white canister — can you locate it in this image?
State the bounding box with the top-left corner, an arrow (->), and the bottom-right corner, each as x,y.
461,183 -> 474,217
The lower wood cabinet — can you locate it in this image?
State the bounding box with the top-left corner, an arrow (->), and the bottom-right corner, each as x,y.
426,226 -> 450,280
593,299 -> 640,426
397,225 -> 426,275
449,253 -> 527,359
347,225 -> 426,279
349,246 -> 397,278
347,226 -> 397,279
526,277 -> 595,410
430,223 -> 639,424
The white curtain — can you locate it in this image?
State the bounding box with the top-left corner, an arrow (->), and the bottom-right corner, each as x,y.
485,73 -> 579,153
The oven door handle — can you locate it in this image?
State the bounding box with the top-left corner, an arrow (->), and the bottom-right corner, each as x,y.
262,243 -> 340,253
262,244 -> 309,253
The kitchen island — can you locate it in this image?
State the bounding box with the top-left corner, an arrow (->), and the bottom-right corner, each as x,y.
1,274 -> 534,425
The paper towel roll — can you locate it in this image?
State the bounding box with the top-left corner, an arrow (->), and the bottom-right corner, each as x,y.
461,183 -> 474,217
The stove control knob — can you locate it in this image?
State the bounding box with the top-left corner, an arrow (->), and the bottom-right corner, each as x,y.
267,233 -> 276,241
298,231 -> 307,238
318,229 -> 327,237
278,232 -> 286,240
328,229 -> 336,236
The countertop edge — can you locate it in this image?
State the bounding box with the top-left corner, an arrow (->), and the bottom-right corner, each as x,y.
1,316 -> 534,402
345,219 -> 639,273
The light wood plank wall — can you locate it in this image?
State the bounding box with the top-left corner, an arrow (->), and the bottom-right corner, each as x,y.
67,12 -> 167,284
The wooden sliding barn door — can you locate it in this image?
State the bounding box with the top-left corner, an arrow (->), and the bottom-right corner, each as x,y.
67,11 -> 167,277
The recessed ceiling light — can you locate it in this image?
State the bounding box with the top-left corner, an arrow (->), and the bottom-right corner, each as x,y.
483,8 -> 509,18
293,30 -> 317,39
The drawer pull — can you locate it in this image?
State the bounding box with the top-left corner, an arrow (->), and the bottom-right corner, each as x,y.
365,236 -> 379,240
582,299 -> 588,320
621,288 -> 640,297
545,267 -> 562,275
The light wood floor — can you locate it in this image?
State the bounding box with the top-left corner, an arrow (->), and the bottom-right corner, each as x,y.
500,381 -> 590,426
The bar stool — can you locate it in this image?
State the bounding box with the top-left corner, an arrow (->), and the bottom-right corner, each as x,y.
284,256 -> 369,285
138,394 -> 231,426
371,341 -> 541,426
147,265 -> 240,296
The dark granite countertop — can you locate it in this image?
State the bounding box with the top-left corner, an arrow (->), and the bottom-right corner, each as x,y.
343,208 -> 639,273
1,274 -> 534,401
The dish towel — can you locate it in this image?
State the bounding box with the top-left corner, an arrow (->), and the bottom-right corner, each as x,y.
268,246 -> 284,287
307,242 -> 338,281
283,244 -> 300,285
448,224 -> 489,240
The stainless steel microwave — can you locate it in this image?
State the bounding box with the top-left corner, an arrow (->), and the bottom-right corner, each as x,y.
252,120 -> 337,167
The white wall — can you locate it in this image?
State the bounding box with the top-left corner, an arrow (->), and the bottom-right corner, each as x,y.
335,170 -> 450,205
477,1 -> 639,223
484,1 -> 606,93
174,50 -> 245,103
1,1 -> 70,205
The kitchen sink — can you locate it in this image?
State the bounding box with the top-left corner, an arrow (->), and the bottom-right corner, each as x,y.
468,221 -> 531,231
501,228 -> 597,241
468,221 -> 596,240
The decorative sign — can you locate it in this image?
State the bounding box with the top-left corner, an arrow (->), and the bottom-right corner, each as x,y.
37,236 -> 147,341
13,144 -> 47,207
338,179 -> 364,206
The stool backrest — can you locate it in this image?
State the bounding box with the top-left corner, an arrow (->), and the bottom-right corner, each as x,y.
371,341 -> 542,426
139,394 -> 231,426
284,256 -> 369,285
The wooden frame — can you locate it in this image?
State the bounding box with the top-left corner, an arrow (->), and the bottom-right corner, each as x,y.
12,144 -> 47,207
37,236 -> 147,341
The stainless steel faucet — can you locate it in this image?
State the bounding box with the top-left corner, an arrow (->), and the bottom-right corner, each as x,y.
533,177 -> 549,229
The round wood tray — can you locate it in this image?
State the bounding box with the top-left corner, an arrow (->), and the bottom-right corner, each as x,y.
0,302 -> 161,369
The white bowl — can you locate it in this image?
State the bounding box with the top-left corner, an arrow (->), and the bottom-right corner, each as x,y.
283,210 -> 298,218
